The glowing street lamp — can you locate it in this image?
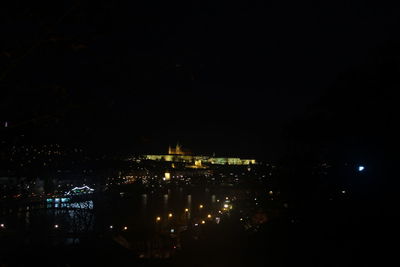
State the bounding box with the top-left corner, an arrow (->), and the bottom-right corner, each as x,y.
156,216 -> 161,222
199,204 -> 203,209
123,226 -> 128,231
201,220 -> 206,224
185,208 -> 189,212
168,213 -> 173,218
54,224 -> 59,229
0,223 -> 4,228
207,214 -> 212,219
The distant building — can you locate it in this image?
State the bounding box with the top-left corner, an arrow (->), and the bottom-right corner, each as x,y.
142,144 -> 256,166
168,143 -> 191,155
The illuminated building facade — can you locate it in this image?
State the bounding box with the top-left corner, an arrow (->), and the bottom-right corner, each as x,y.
143,144 -> 256,166
168,143 -> 191,155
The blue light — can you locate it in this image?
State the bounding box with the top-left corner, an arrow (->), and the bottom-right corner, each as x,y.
358,166 -> 365,172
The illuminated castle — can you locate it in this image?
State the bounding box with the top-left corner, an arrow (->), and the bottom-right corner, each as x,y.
168,143 -> 191,155
143,143 -> 256,166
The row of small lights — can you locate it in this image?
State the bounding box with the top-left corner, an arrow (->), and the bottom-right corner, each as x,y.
1,209 -> 230,231
1,223 -> 129,231
1,208 -> 212,231
1,223 -> 62,229
1,198 -> 234,231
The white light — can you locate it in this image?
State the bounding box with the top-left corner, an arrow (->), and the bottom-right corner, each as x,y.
224,204 -> 229,208
342,190 -> 346,194
170,229 -> 175,233
358,166 -> 365,172
65,185 -> 95,195
109,225 -> 113,229
0,223 -> 4,228
54,224 -> 59,229
123,226 -> 128,230
194,223 -> 199,226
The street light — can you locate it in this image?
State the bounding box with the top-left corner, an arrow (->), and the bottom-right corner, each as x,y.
207,214 -> 212,219
199,204 -> 203,209
168,213 -> 173,218
54,224 -> 59,229
185,208 -> 189,212
156,216 -> 161,222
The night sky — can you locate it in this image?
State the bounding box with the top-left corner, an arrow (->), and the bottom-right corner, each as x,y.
1,1 -> 398,159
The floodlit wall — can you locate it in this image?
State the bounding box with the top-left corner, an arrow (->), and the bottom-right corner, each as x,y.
143,155 -> 256,165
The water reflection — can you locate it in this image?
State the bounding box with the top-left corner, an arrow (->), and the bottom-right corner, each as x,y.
211,194 -> 216,203
141,194 -> 147,209
4,187 -> 240,248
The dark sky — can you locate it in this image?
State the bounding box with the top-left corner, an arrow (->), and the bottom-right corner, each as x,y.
1,1 -> 398,159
